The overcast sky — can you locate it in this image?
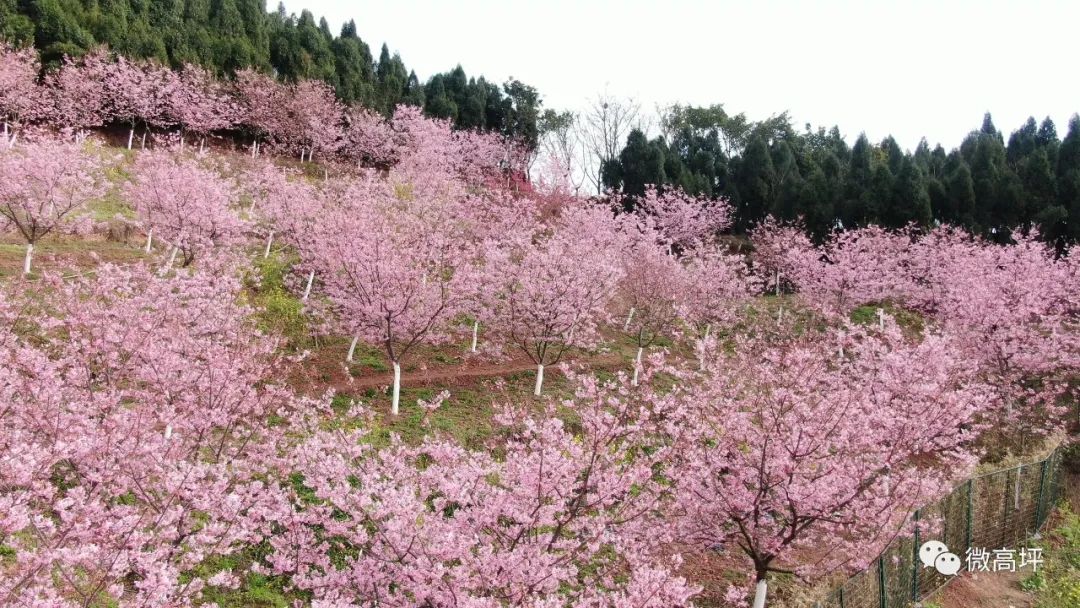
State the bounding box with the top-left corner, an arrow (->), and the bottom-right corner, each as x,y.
295,0 -> 1079,151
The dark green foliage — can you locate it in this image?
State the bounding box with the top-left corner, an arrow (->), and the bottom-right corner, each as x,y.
4,0 -> 537,142
606,106 -> 1080,243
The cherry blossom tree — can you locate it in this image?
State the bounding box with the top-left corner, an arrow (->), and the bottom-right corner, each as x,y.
167,64 -> 238,151
339,104 -> 401,168
241,162 -> 320,270
0,140 -> 107,274
681,243 -> 760,369
632,186 -> 732,252
45,48 -> 109,141
103,56 -> 175,149
282,79 -> 343,161
305,175 -> 473,414
0,43 -> 46,146
676,322 -> 986,607
916,229 -> 1076,444
617,237 -> 693,385
234,68 -> 289,157
125,152 -> 245,267
482,204 -> 624,394
0,260 -> 295,607
268,365 -> 698,607
748,216 -> 816,296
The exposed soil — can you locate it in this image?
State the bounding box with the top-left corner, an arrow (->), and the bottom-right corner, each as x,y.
288,341 -> 628,396
930,569 -> 1034,608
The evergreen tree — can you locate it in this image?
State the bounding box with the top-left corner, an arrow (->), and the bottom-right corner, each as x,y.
734,136 -> 776,230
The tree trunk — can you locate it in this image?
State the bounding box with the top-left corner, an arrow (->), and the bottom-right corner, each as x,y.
302,270 -> 315,300
346,336 -> 360,363
470,320 -> 479,352
164,424 -> 173,440
877,307 -> 884,330
127,126 -> 135,150
752,579 -> 768,608
160,246 -> 178,275
623,307 -> 635,331
699,326 -> 710,371
179,134 -> 184,152
263,230 -> 274,258
145,228 -> 153,253
775,270 -> 781,296
22,243 -> 33,276
533,364 -> 545,396
632,347 -> 643,386
391,362 -> 401,415
141,130 -> 147,149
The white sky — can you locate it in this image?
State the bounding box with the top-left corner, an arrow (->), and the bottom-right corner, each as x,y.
296,0 -> 1080,151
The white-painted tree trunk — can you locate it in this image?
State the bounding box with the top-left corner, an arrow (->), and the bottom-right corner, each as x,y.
533,364 -> 545,396
22,243 -> 33,276
391,362 -> 401,415
299,149 -> 305,162
752,579 -> 768,608
127,126 -> 135,150
632,347 -> 643,386
145,228 -> 153,253
323,168 -> 328,181
164,424 -> 173,440
778,306 -> 784,323
346,336 -> 360,362
263,231 -> 274,258
699,325 -> 712,371
199,138 -> 206,153
623,307 -> 635,331
302,270 -> 315,300
141,130 -> 147,149
877,307 -> 885,330
774,270 -> 781,296
470,320 -> 479,352
251,140 -> 258,158
8,131 -> 17,148
164,246 -> 178,271
179,134 -> 184,152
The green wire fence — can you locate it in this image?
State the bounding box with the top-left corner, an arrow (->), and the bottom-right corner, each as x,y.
820,446 -> 1065,608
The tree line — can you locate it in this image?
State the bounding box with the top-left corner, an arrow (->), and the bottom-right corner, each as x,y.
596,104 -> 1080,245
0,0 -> 538,144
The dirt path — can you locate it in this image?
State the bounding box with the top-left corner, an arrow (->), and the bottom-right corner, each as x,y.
341,353 -> 627,389
288,348 -> 631,396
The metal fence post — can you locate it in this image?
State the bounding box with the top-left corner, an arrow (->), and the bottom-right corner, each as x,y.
965,478 -> 974,556
878,555 -> 887,608
911,509 -> 920,602
1034,459 -> 1048,530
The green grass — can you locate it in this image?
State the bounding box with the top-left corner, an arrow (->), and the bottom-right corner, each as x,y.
849,301 -> 925,336
248,254 -> 309,347
1022,504 -> 1080,607
185,546 -> 297,608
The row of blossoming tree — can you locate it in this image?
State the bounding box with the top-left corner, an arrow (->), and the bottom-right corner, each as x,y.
0,43 -> 523,175
0,102 -> 1077,607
